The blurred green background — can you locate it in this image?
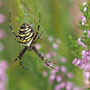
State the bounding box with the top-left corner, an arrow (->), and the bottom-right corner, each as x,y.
0,0 -> 85,90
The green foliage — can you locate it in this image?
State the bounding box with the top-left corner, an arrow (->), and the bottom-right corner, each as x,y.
69,36 -> 81,58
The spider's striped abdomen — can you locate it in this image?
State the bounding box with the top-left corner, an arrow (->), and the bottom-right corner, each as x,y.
18,23 -> 34,46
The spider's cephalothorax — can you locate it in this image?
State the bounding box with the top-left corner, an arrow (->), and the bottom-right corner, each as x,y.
9,13 -> 56,70
18,23 -> 34,46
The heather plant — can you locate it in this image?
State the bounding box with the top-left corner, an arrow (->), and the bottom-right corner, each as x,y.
70,1 -> 90,88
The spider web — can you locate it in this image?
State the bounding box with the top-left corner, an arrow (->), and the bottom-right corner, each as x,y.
0,0 -> 85,89
1,0 -> 49,85
1,0 -> 78,78
17,0 -> 85,89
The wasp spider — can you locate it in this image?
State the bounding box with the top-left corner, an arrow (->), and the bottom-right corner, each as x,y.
9,13 -> 55,70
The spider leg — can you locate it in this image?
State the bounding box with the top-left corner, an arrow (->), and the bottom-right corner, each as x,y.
19,58 -> 29,70
32,46 -> 57,70
13,46 -> 28,63
33,12 -> 41,40
33,30 -> 44,43
12,46 -> 30,70
9,12 -> 20,43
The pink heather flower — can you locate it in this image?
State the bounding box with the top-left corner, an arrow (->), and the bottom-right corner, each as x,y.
60,66 -> 67,73
46,53 -> 51,59
79,62 -> 86,69
52,43 -> 59,50
67,72 -> 74,79
0,43 -> 4,51
81,16 -> 86,22
0,83 -> 5,90
51,51 -> 56,57
0,14 -> 6,24
35,44 -> 41,50
82,50 -> 90,62
49,74 -> 56,81
0,61 -> 8,70
83,70 -> 90,79
0,30 -> 6,39
66,81 -> 73,90
83,2 -> 87,6
0,69 -> 5,77
54,84 -> 61,90
77,38 -> 82,44
54,82 -> 66,90
84,63 -> 90,72
86,50 -> 90,61
77,38 -> 87,48
81,50 -> 86,56
84,7 -> 87,12
55,66 -> 59,72
48,36 -> 53,42
81,16 -> 86,25
73,59 -> 83,68
43,71 -> 47,77
50,69 -> 57,75
81,43 -> 87,48
87,30 -> 90,38
75,59 -> 81,66
0,60 -> 8,90
83,30 -> 86,34
83,70 -> 90,88
0,72 -> 7,83
60,82 -> 66,88
56,75 -> 62,82
72,58 -> 78,64
60,57 -> 67,63
49,74 -> 56,84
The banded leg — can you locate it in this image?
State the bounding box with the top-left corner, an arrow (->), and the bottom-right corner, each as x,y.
18,47 -> 30,70
19,58 -> 29,70
33,12 -> 41,40
13,46 -> 28,64
32,46 -> 56,70
9,13 -> 20,43
33,30 -> 44,43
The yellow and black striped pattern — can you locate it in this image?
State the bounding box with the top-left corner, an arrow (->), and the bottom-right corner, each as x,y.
18,23 -> 34,45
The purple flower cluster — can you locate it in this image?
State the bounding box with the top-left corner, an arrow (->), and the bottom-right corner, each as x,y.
36,36 -> 84,90
77,37 -> 87,48
0,60 -> 8,90
81,2 -> 87,25
0,14 -> 6,24
72,1 -> 90,88
47,61 -> 84,90
73,50 -> 90,88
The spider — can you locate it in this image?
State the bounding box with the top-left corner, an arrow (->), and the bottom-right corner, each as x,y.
9,12 -> 55,70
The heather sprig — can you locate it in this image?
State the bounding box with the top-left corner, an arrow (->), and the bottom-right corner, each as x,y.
79,1 -> 90,31
71,1 -> 90,88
